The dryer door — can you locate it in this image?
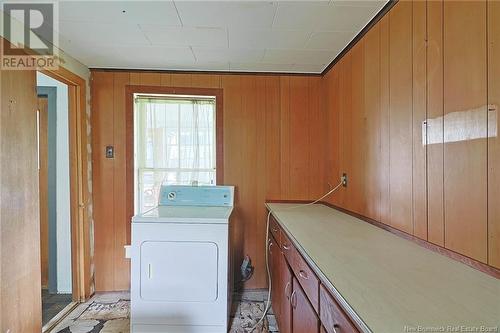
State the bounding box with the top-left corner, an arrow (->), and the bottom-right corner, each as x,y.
140,240 -> 219,302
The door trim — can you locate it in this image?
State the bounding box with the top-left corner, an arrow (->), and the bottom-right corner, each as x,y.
40,67 -> 92,301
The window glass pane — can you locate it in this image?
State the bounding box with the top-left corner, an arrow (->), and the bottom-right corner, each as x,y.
135,96 -> 216,213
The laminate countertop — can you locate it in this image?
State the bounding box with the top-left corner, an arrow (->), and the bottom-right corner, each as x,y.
266,203 -> 500,333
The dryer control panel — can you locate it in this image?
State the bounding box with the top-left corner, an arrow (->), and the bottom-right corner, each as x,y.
159,185 -> 234,207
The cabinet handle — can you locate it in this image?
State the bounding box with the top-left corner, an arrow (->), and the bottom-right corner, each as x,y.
268,241 -> 273,253
290,290 -> 297,309
298,270 -> 309,280
272,227 -> 279,233
284,282 -> 291,300
332,324 -> 340,333
283,243 -> 291,250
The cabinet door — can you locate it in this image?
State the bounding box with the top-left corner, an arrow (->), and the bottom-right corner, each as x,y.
278,251 -> 292,333
291,277 -> 319,333
269,236 -> 281,322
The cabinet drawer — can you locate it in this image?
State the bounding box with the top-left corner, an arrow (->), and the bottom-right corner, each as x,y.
269,214 -> 281,246
320,285 -> 359,333
281,233 -> 319,313
280,229 -> 294,262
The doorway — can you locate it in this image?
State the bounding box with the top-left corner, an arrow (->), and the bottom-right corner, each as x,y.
37,73 -> 73,326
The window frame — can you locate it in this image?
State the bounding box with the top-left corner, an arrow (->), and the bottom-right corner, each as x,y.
133,94 -> 217,212
126,85 -> 224,216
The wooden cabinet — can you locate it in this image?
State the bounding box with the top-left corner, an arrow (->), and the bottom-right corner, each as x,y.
286,239 -> 319,312
269,232 -> 292,333
268,214 -> 356,333
270,215 -> 281,243
291,277 -> 319,333
269,235 -> 281,322
320,285 -> 358,333
278,253 -> 292,333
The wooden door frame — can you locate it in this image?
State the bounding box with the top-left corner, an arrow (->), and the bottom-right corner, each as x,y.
40,67 -> 91,301
125,85 -> 224,225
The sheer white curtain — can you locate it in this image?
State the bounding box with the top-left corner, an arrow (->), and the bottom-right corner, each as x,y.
134,96 -> 216,213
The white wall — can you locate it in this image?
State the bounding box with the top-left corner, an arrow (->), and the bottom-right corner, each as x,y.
37,72 -> 72,294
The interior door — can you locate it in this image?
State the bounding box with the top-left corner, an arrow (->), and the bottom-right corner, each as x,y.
38,96 -> 49,289
291,277 -> 319,333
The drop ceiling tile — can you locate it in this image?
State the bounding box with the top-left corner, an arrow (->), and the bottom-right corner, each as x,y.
274,2 -> 381,32
166,62 -> 230,71
262,49 -> 332,65
59,21 -> 149,46
229,62 -> 296,73
60,41 -> 194,69
140,25 -> 227,48
175,1 -> 277,28
316,4 -> 380,31
273,2 -> 331,30
228,29 -> 311,49
60,1 -> 181,26
193,48 -> 265,63
305,30 -> 354,50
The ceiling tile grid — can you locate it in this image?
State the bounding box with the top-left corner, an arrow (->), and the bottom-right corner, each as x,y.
56,0 -> 387,73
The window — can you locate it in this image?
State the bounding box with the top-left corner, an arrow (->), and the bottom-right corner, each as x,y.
134,94 -> 216,213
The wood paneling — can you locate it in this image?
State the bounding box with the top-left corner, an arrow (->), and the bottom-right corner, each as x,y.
1,68 -> 42,333
379,15 -> 391,226
113,72 -> 130,290
92,71 -> 116,291
363,25 -> 381,221
443,0 -> 488,262
349,42 -> 366,215
339,56 -> 352,208
38,97 -> 49,288
91,70 -> 323,290
322,0 -> 496,272
412,0 -> 428,240
323,68 -> 341,207
389,1 -> 414,234
90,0 -> 500,290
488,0 -> 500,269
427,0 -> 445,246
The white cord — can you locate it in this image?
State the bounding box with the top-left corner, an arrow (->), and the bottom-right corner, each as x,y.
249,180 -> 344,332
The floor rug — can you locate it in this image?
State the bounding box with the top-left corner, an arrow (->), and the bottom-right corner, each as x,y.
51,291 -> 277,333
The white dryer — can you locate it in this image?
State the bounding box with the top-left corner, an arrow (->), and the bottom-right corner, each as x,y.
131,185 -> 234,333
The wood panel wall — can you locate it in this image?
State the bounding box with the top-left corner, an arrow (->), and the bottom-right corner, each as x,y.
91,71 -> 325,291
91,0 -> 500,292
0,68 -> 42,331
324,0 -> 499,270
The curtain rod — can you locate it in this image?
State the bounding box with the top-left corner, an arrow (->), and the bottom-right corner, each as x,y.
135,94 -> 216,103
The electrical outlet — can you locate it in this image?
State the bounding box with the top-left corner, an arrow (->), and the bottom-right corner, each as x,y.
341,173 -> 348,187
